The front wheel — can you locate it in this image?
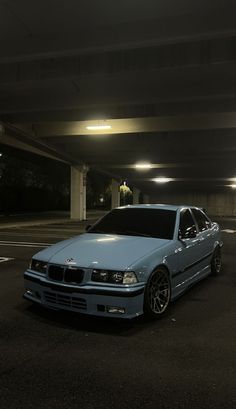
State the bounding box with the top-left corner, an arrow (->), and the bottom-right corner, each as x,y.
211,246 -> 222,275
144,267 -> 171,318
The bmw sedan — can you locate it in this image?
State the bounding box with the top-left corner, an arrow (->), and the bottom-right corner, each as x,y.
23,205 -> 223,319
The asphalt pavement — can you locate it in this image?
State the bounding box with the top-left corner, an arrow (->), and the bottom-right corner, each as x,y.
0,214 -> 236,409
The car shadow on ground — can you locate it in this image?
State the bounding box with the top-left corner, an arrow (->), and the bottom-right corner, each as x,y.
18,300 -> 175,337
18,271 -> 226,337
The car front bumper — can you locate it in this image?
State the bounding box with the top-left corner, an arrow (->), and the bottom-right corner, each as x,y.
23,271 -> 145,319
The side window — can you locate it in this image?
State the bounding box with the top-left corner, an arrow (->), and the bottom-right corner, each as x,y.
191,208 -> 211,232
179,209 -> 197,238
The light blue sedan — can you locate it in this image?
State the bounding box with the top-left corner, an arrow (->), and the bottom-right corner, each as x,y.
23,205 -> 223,319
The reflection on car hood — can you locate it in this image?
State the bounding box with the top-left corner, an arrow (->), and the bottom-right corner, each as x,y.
34,233 -> 170,270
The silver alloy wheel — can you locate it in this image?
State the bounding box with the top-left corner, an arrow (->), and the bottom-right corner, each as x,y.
146,269 -> 170,315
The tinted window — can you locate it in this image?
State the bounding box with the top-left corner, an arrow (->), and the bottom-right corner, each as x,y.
191,208 -> 211,231
88,208 -> 176,240
179,209 -> 197,237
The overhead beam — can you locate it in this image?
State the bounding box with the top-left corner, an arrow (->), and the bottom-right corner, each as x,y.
0,131 -> 66,162
1,35 -> 236,83
0,122 -> 122,181
128,177 -> 236,182
34,112 -> 236,137
1,122 -> 86,165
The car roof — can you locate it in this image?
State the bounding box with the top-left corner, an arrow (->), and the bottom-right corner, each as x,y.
116,204 -> 195,211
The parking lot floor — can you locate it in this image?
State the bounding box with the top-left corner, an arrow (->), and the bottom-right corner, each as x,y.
0,214 -> 235,409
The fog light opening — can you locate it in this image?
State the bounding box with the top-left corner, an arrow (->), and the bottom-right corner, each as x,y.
26,289 -> 41,299
26,289 -> 34,296
106,306 -> 125,314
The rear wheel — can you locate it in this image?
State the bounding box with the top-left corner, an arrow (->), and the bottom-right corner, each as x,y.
211,246 -> 222,275
144,267 -> 171,318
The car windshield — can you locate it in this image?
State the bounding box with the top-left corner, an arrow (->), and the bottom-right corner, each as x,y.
88,208 -> 176,240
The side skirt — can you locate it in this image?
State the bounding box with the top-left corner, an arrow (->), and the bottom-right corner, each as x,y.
171,264 -> 211,301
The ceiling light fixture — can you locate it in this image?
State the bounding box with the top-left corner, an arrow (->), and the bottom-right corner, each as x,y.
86,125 -> 111,131
135,162 -> 152,169
230,184 -> 236,189
153,177 -> 172,183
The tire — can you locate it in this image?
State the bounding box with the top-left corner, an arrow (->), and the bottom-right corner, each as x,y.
144,266 -> 171,318
211,246 -> 222,275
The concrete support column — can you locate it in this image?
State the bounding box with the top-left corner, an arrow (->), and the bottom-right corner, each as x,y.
70,165 -> 88,220
133,188 -> 140,205
111,179 -> 120,209
143,194 -> 150,204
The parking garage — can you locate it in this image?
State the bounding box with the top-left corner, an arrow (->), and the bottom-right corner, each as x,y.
0,1 -> 236,408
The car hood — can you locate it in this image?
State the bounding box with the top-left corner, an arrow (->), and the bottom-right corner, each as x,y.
33,233 -> 170,270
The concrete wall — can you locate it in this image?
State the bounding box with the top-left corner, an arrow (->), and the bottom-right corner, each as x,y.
150,192 -> 236,217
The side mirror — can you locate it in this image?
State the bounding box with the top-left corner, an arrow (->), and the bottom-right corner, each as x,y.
179,227 -> 197,240
188,229 -> 197,238
85,224 -> 92,232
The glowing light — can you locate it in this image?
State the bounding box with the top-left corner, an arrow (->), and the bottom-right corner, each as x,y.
86,125 -> 111,130
230,184 -> 236,189
153,177 -> 172,183
135,162 -> 152,170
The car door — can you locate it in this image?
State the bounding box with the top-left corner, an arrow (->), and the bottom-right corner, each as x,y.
172,208 -> 201,293
190,208 -> 214,267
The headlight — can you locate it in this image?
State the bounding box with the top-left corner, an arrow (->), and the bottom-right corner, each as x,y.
123,272 -> 138,284
30,259 -> 48,274
91,269 -> 137,284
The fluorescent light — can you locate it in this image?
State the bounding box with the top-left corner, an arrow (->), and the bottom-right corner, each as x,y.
230,184 -> 236,189
0,153 -> 2,157
86,125 -> 111,131
153,177 -> 172,183
135,162 -> 152,169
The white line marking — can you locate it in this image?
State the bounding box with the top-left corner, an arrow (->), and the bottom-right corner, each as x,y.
0,257 -> 14,263
0,232 -> 72,239
222,229 -> 236,233
0,240 -> 50,245
0,241 -> 50,248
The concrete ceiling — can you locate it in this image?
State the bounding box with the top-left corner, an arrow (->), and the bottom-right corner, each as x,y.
0,0 -> 236,195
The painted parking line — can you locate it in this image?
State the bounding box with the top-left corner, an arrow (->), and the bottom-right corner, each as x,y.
222,229 -> 236,233
0,241 -> 50,248
0,231 -> 72,239
0,257 -> 14,263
